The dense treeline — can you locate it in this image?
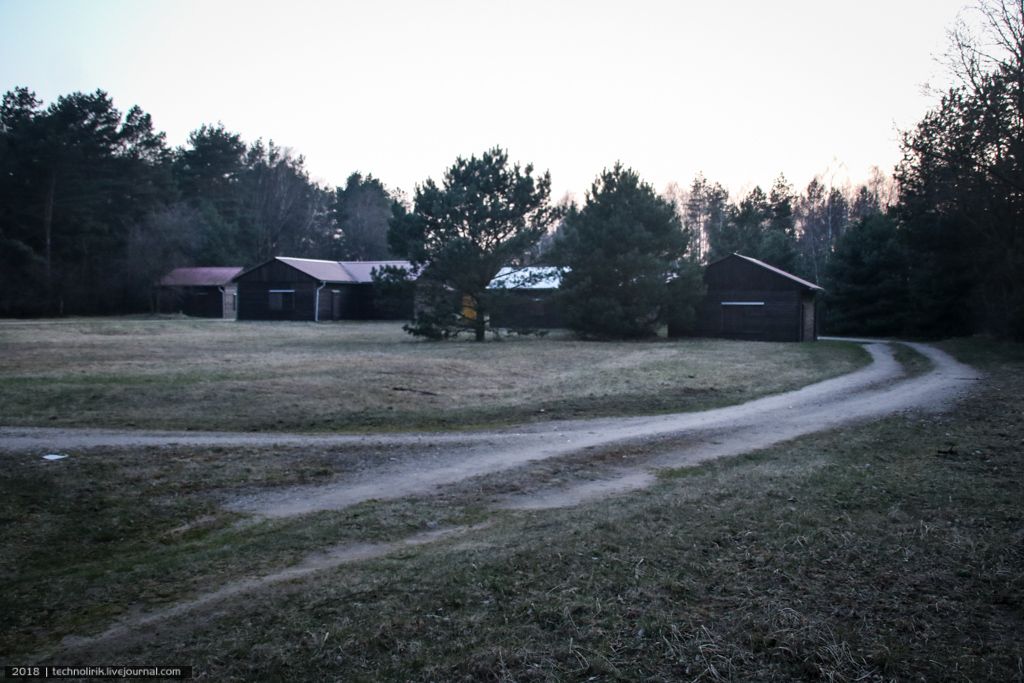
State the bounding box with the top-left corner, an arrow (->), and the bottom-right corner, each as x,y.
0,89 -> 395,316
1,3 -> 1019,339
830,0 -> 1023,340
667,169 -> 891,291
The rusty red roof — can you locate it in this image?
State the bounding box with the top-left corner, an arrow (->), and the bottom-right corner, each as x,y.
160,267 -> 243,287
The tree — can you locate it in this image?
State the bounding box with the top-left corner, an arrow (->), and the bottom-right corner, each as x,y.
796,179 -> 849,283
796,178 -> 828,282
708,186 -> 769,261
0,88 -> 175,314
388,147 -> 558,341
685,174 -> 729,263
761,173 -> 799,273
238,140 -> 327,263
327,172 -> 395,260
556,164 -> 695,339
173,124 -> 247,264
825,214 -> 910,335
897,0 -> 1024,338
174,128 -> 331,266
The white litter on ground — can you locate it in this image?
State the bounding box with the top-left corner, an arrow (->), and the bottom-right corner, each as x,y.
43,454 -> 68,461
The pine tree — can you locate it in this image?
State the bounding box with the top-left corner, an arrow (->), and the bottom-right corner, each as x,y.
556,164 -> 696,339
388,147 -> 558,341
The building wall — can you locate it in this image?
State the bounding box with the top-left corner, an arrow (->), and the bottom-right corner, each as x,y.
489,290 -> 564,329
801,292 -> 817,341
235,261 -> 319,321
692,256 -> 818,342
235,260 -> 413,322
696,289 -> 803,341
157,285 -> 227,318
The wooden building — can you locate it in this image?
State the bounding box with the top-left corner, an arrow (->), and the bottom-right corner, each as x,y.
157,267 -> 242,318
233,257 -> 413,321
685,253 -> 822,342
487,266 -> 566,329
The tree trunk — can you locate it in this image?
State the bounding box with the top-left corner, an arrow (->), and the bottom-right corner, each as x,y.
43,169 -> 56,310
474,310 -> 486,341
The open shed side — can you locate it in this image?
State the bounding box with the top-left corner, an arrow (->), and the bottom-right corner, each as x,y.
157,267 -> 242,318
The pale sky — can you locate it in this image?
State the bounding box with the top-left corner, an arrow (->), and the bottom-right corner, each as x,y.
0,0 -> 969,200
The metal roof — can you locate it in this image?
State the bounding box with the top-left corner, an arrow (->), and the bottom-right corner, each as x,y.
723,253 -> 823,291
276,257 -> 356,283
236,257 -> 414,284
488,266 -> 565,290
338,260 -> 415,283
159,267 -> 243,287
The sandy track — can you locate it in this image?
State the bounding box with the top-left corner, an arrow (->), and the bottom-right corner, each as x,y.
22,339 -> 980,660
1,340 -> 979,516
53,523 -> 488,655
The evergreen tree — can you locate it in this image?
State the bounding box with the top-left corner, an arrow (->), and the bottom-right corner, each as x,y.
897,0 -> 1024,338
556,164 -> 696,339
173,124 -> 248,264
0,88 -> 174,314
709,186 -> 769,260
328,172 -> 395,260
825,214 -> 909,335
762,173 -> 798,272
388,147 -> 558,341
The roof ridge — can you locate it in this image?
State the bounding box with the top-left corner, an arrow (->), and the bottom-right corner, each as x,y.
277,256 -> 338,264
731,253 -> 823,291
337,262 -> 358,280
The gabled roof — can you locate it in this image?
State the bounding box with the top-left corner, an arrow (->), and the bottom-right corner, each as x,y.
276,257 -> 356,283
488,266 -> 566,290
714,253 -> 823,291
160,267 -> 243,287
236,257 -> 414,284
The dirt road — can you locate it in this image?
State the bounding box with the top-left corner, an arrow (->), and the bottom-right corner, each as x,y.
17,339 -> 981,660
1,340 -> 979,515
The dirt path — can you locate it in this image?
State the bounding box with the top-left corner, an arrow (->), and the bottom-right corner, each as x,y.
52,523 -> 488,656
23,339 -> 980,661
2,340 -> 980,516
501,341 -> 980,509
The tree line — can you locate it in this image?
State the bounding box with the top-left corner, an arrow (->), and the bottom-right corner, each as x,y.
384,0 -> 1023,342
0,88 -> 888,331
1,1 -> 1020,339
0,90 -> 395,315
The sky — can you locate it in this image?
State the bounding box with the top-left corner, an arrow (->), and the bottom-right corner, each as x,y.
0,0 -> 971,200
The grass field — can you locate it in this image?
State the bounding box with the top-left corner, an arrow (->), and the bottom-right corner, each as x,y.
0,318 -> 868,432
2,325 -> 1020,679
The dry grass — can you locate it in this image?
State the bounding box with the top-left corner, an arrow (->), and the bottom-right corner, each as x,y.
0,318 -> 867,432
1,338 -> 1021,681
0,442 -> 494,658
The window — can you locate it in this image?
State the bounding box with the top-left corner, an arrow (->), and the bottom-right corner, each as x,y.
268,289 -> 295,311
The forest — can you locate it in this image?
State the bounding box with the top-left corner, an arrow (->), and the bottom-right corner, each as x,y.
0,1 -> 1020,340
